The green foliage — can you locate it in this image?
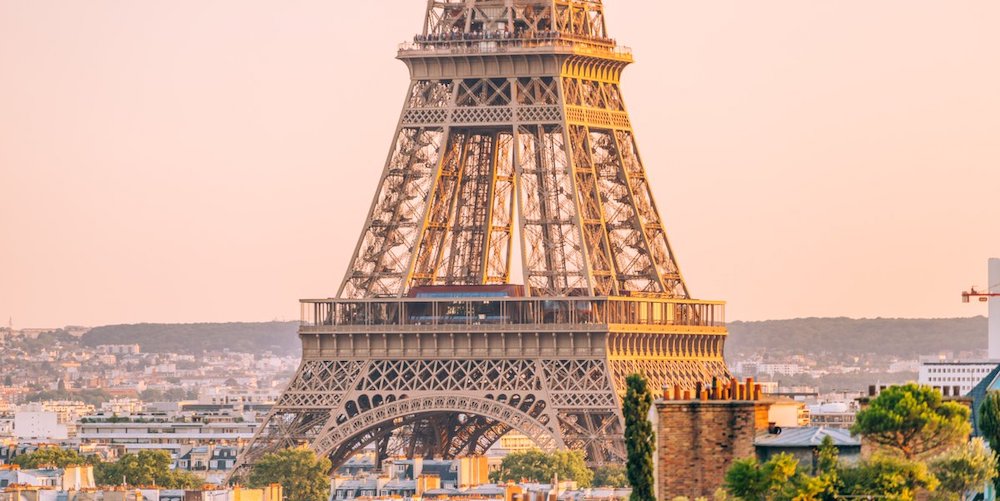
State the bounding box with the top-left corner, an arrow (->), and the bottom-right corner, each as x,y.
724,448 -> 945,501
816,436 -> 839,475
723,454 -> 803,501
839,455 -> 938,501
929,439 -> 997,499
94,450 -> 202,488
623,374 -> 655,501
12,448 -> 92,469
978,391 -> 1000,488
17,330 -> 78,351
25,388 -> 113,407
82,322 -> 299,356
593,465 -> 628,488
247,447 -> 333,501
980,392 -> 1000,452
852,383 -> 970,459
490,449 -> 594,487
139,388 -> 198,402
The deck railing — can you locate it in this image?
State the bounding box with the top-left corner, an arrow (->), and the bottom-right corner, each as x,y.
398,33 -> 632,60
300,296 -> 724,330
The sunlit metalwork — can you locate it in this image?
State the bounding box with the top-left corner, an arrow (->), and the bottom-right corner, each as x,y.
231,0 -> 730,480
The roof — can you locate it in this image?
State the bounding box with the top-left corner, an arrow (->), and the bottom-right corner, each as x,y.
335,479 -> 379,490
383,479 -> 416,490
466,485 -> 505,495
422,488 -> 462,496
967,364 -> 1000,436
754,427 -> 860,448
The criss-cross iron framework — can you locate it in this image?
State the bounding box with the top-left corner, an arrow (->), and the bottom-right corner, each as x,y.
231,0 -> 731,479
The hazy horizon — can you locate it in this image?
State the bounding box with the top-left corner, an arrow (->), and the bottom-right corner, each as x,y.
2,1 -> 999,327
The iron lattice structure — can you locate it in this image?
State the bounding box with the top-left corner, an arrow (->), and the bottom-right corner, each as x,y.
232,0 -> 731,478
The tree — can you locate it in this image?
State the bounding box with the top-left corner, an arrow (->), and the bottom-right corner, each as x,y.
929,439 -> 997,499
593,465 -> 628,488
13,447 -> 91,469
247,447 -> 332,501
978,391 -> 1000,487
852,383 -> 970,460
490,449 -> 594,488
804,436 -> 841,501
838,455 -> 938,501
723,454 -> 801,501
95,450 -> 202,488
623,374 -> 655,501
3,374 -> 13,386
816,436 -> 838,475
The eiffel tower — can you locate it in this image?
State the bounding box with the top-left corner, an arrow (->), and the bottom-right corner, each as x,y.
232,0 -> 730,478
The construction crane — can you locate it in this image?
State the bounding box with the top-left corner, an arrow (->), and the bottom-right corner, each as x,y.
962,286 -> 1000,303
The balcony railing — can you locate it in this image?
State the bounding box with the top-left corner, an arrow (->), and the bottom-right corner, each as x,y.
398,31 -> 632,60
300,296 -> 724,331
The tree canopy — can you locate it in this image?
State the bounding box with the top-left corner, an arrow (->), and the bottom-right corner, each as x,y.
725,450 -> 939,501
723,454 -> 803,501
977,391 -> 1000,488
95,450 -> 202,489
489,449 -> 593,488
593,465 -> 628,488
247,447 -> 332,501
852,383 -> 970,459
929,439 -> 997,499
13,448 -> 93,469
838,455 -> 938,501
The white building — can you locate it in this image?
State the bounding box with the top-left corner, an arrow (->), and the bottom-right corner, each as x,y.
758,363 -> 803,377
78,418 -> 257,452
100,398 -> 145,416
919,361 -> 997,396
98,344 -> 140,355
13,411 -> 68,440
197,388 -> 278,406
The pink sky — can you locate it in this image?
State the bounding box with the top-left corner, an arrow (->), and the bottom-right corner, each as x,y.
1,1 -> 998,327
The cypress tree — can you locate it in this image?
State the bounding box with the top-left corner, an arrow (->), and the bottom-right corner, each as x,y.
624,374 -> 656,501
978,391 -> 1000,487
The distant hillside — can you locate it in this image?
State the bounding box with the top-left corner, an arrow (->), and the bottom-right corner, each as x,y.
727,317 -> 987,358
81,322 -> 300,356
79,317 -> 987,360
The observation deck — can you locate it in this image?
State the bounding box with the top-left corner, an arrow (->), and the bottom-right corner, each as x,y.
298,295 -> 726,361
301,295 -> 723,332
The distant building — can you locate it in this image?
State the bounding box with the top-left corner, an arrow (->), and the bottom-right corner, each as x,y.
919,361 -> 997,396
808,402 -> 858,430
887,360 -> 920,373
97,344 -> 140,355
490,432 -> 535,455
755,427 -> 861,472
0,474 -> 282,501
387,457 -> 489,489
13,412 -> 66,441
758,364 -> 804,377
77,415 -> 256,459
209,446 -> 238,471
767,398 -> 810,428
197,388 -> 278,406
100,398 -> 144,416
25,402 -> 94,438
